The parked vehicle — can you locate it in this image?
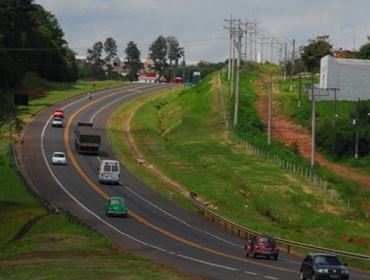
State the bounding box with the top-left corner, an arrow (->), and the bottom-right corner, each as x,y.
300,253 -> 349,280
53,108 -> 64,118
98,160 -> 120,184
74,122 -> 101,154
51,117 -> 63,127
244,234 -> 279,260
51,152 -> 67,165
105,197 -> 128,218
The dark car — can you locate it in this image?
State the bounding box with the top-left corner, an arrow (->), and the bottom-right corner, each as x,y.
300,253 -> 349,280
244,234 -> 279,260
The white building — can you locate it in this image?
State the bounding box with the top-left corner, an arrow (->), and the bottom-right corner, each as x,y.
320,55 -> 370,101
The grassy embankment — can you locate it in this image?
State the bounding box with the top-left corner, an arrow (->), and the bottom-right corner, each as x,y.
278,76 -> 370,175
108,67 -> 370,269
0,74 -> 191,279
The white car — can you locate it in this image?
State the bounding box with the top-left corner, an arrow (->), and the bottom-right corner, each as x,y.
51,152 -> 67,165
52,117 -> 63,127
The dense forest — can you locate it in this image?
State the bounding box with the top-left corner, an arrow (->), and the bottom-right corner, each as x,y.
0,0 -> 78,122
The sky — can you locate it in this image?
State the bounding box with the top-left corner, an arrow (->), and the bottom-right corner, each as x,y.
35,0 -> 370,63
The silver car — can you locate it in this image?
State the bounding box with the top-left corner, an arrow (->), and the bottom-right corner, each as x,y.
52,117 -> 63,127
51,152 -> 67,165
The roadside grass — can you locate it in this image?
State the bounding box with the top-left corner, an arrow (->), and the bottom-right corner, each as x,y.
0,78 -> 191,279
277,77 -> 370,176
108,70 -> 370,269
107,87 -> 195,211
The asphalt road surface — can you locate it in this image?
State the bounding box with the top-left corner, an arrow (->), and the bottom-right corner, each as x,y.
19,84 -> 370,280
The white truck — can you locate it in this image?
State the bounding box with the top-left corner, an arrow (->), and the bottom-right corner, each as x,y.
98,160 -> 120,184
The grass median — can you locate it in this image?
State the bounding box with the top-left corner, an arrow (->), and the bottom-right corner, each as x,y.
107,72 -> 370,269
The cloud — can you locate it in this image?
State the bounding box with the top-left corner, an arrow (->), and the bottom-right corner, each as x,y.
36,0 -> 370,62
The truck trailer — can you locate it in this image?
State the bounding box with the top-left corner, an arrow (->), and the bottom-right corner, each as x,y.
75,122 -> 101,154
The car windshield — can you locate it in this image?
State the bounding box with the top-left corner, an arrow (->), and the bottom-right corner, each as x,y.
54,153 -> 65,158
110,198 -> 123,205
314,255 -> 341,265
258,236 -> 275,245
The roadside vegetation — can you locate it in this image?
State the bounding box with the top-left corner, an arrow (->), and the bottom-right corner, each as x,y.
0,77 -> 191,279
108,65 -> 370,269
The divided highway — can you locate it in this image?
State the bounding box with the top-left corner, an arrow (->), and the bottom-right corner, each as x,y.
19,84 -> 370,280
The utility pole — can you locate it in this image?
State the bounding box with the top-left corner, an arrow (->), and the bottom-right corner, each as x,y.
290,39 -> 296,91
354,98 -> 360,159
332,88 -> 339,126
311,74 -> 316,168
244,19 -> 248,61
267,75 -> 273,145
254,20 -> 258,62
231,34 -> 236,95
224,15 -> 233,80
270,37 -> 274,63
284,42 -> 287,81
298,72 -> 302,108
234,20 -> 242,126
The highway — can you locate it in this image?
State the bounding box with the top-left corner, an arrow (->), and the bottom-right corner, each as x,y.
18,84 -> 370,280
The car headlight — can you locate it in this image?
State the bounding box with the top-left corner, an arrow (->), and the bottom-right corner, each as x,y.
341,268 -> 349,274
317,268 -> 329,273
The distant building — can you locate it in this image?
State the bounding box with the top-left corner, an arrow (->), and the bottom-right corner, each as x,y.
138,73 -> 158,83
319,55 -> 370,100
334,49 -> 356,59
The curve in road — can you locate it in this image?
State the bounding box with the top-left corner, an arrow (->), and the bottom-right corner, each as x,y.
19,84 -> 370,280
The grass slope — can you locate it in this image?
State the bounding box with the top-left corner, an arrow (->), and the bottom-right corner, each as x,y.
0,77 -> 191,279
107,71 -> 370,268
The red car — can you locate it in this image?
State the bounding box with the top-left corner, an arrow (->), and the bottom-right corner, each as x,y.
53,108 -> 64,118
244,234 -> 279,260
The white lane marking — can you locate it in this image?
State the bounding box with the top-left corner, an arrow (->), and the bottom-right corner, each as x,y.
244,271 -> 258,275
264,276 -> 278,280
124,184 -> 243,248
40,90 -> 245,274
177,254 -> 237,271
89,91 -> 140,123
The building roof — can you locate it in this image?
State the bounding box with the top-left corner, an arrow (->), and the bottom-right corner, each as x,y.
335,57 -> 370,66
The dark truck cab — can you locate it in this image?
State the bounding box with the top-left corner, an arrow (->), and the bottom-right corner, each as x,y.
74,122 -> 101,154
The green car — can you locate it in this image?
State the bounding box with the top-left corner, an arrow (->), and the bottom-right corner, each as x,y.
105,197 -> 128,218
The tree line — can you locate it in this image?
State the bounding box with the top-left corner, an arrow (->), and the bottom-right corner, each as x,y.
82,34 -> 186,82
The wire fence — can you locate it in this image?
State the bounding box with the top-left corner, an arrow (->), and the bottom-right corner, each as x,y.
232,134 -> 329,189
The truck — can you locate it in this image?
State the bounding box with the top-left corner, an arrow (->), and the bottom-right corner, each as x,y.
74,122 -> 101,154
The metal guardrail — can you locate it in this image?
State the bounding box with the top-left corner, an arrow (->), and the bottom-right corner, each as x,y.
190,193 -> 370,262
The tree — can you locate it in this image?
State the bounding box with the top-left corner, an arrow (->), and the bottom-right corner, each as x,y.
86,41 -> 104,79
300,35 -> 333,72
149,35 -> 168,77
104,37 -> 117,64
356,43 -> 370,59
166,35 -> 184,68
124,41 -> 142,81
0,0 -> 78,121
